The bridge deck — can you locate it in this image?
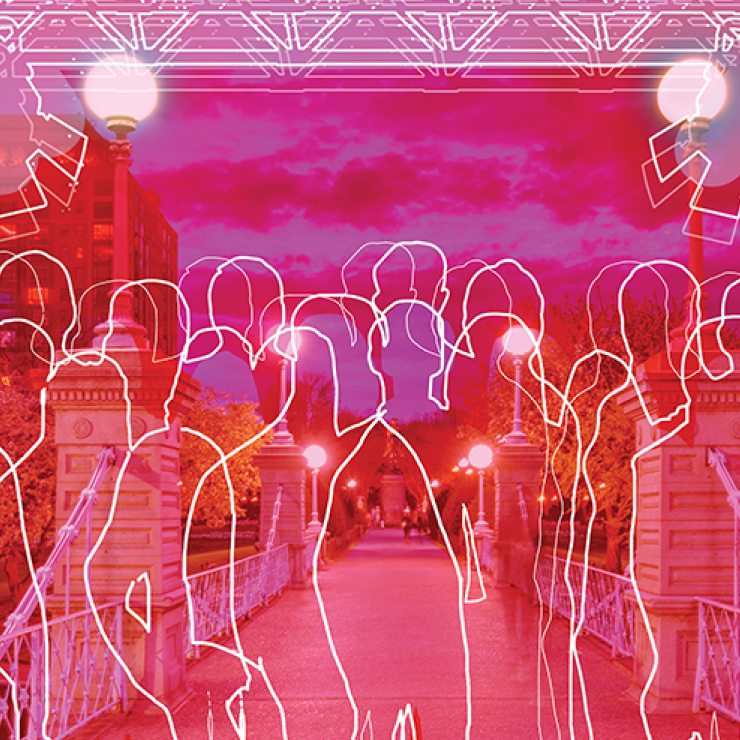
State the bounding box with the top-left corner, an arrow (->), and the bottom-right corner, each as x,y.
81,529 -> 732,740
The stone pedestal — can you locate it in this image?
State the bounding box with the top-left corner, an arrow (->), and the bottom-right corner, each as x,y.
493,441 -> 543,587
253,442 -> 307,588
381,473 -> 405,527
618,347 -> 740,711
44,349 -> 199,705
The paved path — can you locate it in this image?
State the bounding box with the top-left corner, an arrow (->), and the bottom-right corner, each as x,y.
79,530 -> 735,740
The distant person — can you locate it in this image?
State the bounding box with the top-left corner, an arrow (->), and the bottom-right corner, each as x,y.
402,506 -> 411,543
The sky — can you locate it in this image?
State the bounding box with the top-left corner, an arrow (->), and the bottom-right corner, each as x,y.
81,64 -> 740,420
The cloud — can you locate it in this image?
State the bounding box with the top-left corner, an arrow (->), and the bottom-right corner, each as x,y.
143,150 -> 512,232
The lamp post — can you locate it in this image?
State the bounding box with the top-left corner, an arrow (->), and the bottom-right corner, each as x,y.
657,59 -> 727,328
304,445 -> 326,538
469,444 -> 493,535
273,329 -> 301,444
502,325 -> 535,443
84,55 -> 157,348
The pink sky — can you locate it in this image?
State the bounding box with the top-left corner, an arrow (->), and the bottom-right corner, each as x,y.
94,69 -> 740,418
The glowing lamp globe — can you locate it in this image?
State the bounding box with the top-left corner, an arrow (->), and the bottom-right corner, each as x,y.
84,55 -> 158,130
469,444 -> 493,470
459,457 -> 469,469
304,445 -> 326,470
272,328 -> 302,357
503,326 -> 534,357
657,59 -> 726,123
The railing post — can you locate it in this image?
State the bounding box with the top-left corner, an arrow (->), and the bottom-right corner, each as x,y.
29,629 -> 42,740
694,600 -> 707,712
115,603 -> 128,712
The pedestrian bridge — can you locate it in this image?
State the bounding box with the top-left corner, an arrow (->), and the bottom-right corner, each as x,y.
66,528 -> 730,740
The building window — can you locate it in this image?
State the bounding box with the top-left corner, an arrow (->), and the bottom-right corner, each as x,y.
27,287 -> 50,305
93,223 -> 114,242
59,226 -> 70,238
60,246 -> 70,262
94,179 -> 113,197
75,224 -> 85,238
93,262 -> 111,283
76,246 -> 84,260
95,244 -> 113,261
93,201 -> 113,219
74,267 -> 84,284
74,200 -> 84,215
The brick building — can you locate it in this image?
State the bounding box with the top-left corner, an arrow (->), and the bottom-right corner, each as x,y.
0,120 -> 178,380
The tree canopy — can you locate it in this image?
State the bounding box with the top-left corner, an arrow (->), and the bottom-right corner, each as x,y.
0,383 -> 56,608
180,389 -> 269,528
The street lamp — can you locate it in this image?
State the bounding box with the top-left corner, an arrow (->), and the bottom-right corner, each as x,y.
304,444 -> 326,537
469,443 -> 493,534
657,59 -> 727,325
272,329 -> 301,444
85,55 -> 157,348
502,325 -> 535,443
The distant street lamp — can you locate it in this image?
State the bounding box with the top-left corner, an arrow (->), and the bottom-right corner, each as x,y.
304,444 -> 326,537
469,444 -> 493,534
272,329 -> 301,444
85,55 -> 157,348
657,59 -> 727,325
502,326 -> 535,444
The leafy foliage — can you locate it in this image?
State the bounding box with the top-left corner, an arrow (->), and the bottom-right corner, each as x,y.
0,383 -> 56,607
181,389 -> 269,528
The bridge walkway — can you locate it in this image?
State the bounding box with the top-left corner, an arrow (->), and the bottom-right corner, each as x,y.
79,529 -> 732,740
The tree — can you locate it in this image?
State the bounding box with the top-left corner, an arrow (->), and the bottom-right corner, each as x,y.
180,389 -> 269,529
0,383 -> 56,610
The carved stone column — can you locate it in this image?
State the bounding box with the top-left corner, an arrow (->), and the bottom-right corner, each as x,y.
492,441 -> 543,587
618,348 -> 740,711
45,349 -> 199,706
253,442 -> 308,588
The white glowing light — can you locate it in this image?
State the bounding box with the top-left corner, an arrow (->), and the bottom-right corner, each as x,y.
84,55 -> 158,123
657,58 -> 726,123
502,325 -> 534,356
304,445 -> 327,469
468,444 -> 493,469
458,457 -> 469,468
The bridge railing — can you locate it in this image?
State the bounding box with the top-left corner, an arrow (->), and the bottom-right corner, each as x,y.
185,544 -> 290,658
0,601 -> 125,740
694,598 -> 740,722
520,553 -> 636,658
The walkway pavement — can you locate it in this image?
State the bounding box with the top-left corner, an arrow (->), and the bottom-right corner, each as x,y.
78,529 -> 735,740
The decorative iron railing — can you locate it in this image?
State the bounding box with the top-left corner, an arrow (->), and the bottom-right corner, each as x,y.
533,554 -> 636,658
694,598 -> 740,722
185,544 -> 290,658
0,601 -> 125,740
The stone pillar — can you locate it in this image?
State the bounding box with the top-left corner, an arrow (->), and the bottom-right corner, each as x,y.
253,442 -> 307,588
618,348 -> 740,711
492,440 -> 543,587
44,349 -> 199,706
381,473 -> 405,527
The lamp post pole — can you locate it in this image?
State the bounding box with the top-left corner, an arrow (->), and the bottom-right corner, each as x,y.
85,57 -> 156,348
310,467 -> 320,527
304,445 -> 326,539
512,356 -> 524,439
477,468 -> 486,529
107,121 -> 145,341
